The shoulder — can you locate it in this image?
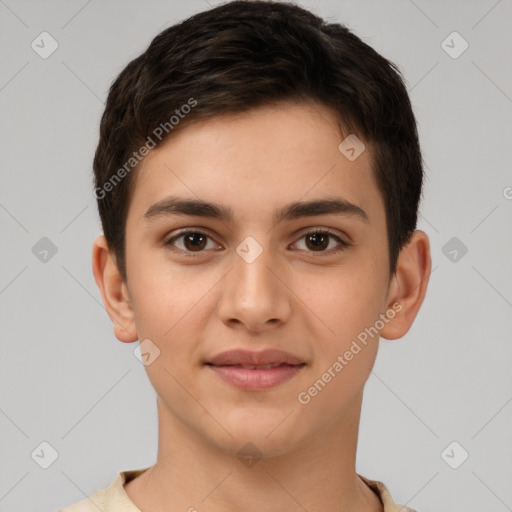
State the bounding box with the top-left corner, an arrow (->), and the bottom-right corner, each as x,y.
57,468 -> 150,512
57,472 -> 120,512
358,474 -> 419,512
58,489 -> 108,512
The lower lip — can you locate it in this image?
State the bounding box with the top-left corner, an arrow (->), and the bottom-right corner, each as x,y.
207,364 -> 305,390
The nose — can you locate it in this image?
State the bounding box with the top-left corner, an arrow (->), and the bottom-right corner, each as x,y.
216,240 -> 292,334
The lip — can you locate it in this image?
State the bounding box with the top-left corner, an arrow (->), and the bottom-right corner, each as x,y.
207,364 -> 305,391
206,348 -> 305,366
205,349 -> 306,391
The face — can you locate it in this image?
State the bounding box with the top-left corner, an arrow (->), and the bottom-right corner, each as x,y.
122,101 -> 396,457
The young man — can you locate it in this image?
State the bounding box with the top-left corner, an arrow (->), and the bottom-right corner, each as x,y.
60,1 -> 431,511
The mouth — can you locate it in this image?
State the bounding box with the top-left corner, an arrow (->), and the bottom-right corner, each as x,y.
206,362 -> 305,370
205,348 -> 306,367
205,362 -> 306,390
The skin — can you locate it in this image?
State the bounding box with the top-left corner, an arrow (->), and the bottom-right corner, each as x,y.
92,101 -> 431,512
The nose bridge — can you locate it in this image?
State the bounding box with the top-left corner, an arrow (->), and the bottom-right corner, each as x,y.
218,235 -> 291,329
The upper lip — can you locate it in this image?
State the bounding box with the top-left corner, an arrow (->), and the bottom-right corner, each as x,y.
206,349 -> 306,366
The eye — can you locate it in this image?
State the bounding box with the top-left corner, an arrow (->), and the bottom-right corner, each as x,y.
163,229 -> 220,256
163,228 -> 351,257
292,229 -> 351,255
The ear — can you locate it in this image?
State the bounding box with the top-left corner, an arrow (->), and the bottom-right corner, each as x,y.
380,230 -> 432,340
91,235 -> 138,343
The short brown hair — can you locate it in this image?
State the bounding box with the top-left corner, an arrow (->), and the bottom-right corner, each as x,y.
93,0 -> 424,282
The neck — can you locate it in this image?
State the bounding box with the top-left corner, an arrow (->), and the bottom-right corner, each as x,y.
124,392 -> 382,512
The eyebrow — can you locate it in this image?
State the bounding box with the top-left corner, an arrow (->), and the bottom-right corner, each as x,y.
143,195 -> 369,225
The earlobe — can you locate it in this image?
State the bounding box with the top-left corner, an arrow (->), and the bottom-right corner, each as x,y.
380,230 -> 432,340
91,235 -> 138,343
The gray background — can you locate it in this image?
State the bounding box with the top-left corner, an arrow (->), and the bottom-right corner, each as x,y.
1,0 -> 511,511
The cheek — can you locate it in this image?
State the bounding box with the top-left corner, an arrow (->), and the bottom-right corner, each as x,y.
300,266 -> 384,389
128,256 -> 220,365
127,257 -> 187,340
300,278 -> 381,414
305,268 -> 384,338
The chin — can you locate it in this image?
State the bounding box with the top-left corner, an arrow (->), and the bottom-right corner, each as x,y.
209,415 -> 309,460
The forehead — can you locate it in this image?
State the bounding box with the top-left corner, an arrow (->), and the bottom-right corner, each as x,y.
127,102 -> 383,227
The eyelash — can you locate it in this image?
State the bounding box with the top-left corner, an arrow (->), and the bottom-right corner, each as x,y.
163,228 -> 351,258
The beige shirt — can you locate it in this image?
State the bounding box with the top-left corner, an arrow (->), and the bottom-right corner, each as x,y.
59,467 -> 417,512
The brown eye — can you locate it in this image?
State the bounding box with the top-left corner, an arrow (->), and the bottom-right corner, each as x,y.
182,232 -> 207,251
305,232 -> 330,251
294,229 -> 350,255
164,230 -> 219,255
